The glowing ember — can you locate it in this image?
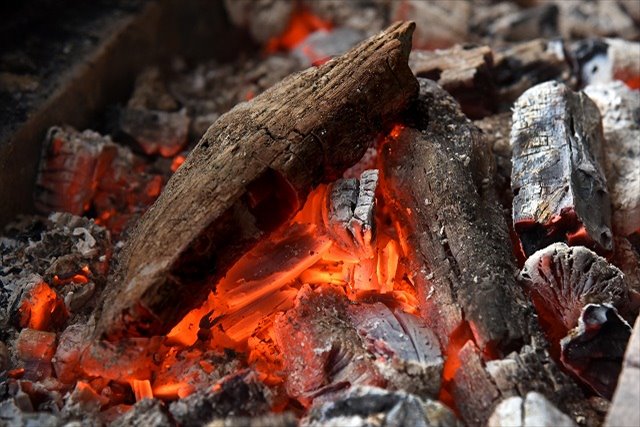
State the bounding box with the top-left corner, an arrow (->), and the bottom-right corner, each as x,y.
18,281 -> 67,331
265,7 -> 332,53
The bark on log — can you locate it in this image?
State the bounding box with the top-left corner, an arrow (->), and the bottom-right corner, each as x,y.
379,78 -> 530,354
97,22 -> 418,339
511,81 -> 613,257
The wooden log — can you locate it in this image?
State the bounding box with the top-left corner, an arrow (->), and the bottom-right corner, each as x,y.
511,81 -> 613,257
409,45 -> 495,119
379,78 -> 530,354
584,82 -> 640,236
605,315 -> 640,427
96,22 -> 418,339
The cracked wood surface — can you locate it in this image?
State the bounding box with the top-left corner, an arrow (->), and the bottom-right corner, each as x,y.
379,78 -> 530,353
96,22 -> 418,339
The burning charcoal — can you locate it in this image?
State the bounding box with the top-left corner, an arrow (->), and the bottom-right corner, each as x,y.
34,126 -> 113,216
584,81 -> 640,236
16,329 -> 56,381
168,371 -> 271,426
488,392 -> 577,427
511,81 -> 613,257
606,315 -> 640,427
572,38 -> 640,88
492,39 -> 574,106
379,78 -> 529,353
117,107 -> 190,157
80,336 -> 164,382
208,413 -> 297,427
127,67 -> 178,112
9,278 -> 67,332
409,45 -> 495,119
327,170 -> 378,255
347,303 -> 443,398
391,0 -> 470,49
52,323 -> 92,384
302,386 -> 460,427
273,285 -> 384,406
560,303 -> 632,399
61,381 -> 108,421
519,243 -> 629,342
98,22 -> 418,339
112,399 -> 172,427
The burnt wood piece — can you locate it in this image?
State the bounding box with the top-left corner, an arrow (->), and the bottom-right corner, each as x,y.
302,386 -> 460,427
409,45 -> 495,119
493,39 -> 574,107
474,112 -> 513,210
560,303 -> 632,399
488,392 -> 577,427
97,22 -> 418,339
379,78 -> 530,353
606,315 -> 640,427
454,340 -> 588,427
572,38 -> 640,87
584,82 -> 640,236
612,236 -> 640,294
519,243 -> 628,341
511,81 -> 613,257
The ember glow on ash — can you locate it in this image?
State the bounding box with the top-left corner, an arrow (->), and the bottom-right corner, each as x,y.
265,7 -> 332,54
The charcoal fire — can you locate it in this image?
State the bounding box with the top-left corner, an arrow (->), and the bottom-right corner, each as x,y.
511,81 -> 613,257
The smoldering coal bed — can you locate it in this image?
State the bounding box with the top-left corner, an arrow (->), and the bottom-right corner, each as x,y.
1,1 -> 640,427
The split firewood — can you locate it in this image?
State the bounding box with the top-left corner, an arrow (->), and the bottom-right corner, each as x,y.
572,38 -> 640,87
511,81 -> 613,257
302,386 -> 460,427
379,78 -> 530,353
96,22 -> 418,339
584,81 -> 640,236
518,243 -> 629,342
492,39 -> 574,106
605,315 -> 640,427
560,303 -> 632,399
488,392 -> 577,427
409,45 -> 495,119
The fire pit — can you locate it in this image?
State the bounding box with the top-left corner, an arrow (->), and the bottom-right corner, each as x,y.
1,1 -> 639,426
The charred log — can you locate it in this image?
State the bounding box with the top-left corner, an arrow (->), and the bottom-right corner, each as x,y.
511,81 -> 613,257
97,22 -> 419,339
379,78 -> 530,354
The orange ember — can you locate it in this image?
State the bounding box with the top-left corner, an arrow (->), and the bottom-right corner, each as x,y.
130,379 -> 153,402
624,76 -> 640,89
18,282 -> 67,331
439,322 -> 475,410
170,155 -> 186,172
265,8 -> 332,53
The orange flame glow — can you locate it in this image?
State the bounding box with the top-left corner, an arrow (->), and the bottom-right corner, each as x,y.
265,8 -> 332,53
18,282 -> 67,331
130,379 -> 153,402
